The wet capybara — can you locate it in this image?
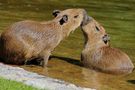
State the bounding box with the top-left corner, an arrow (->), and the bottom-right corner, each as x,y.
81,17 -> 134,74
0,9 -> 88,67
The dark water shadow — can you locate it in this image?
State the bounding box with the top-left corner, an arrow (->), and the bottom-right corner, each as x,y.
49,55 -> 83,67
23,55 -> 83,67
127,80 -> 135,84
25,57 -> 43,65
0,55 -> 83,67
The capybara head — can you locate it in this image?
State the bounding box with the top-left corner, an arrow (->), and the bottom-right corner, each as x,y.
82,18 -> 110,45
52,9 -> 88,36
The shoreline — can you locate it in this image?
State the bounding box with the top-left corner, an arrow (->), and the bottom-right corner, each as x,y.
0,63 -> 95,90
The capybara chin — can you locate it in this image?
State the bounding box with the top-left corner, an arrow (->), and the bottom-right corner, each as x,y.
0,8 -> 88,67
81,17 -> 134,74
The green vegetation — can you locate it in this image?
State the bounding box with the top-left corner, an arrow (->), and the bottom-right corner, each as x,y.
0,0 -> 135,90
0,77 -> 39,90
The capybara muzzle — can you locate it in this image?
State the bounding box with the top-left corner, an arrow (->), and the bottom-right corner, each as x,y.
81,10 -> 92,26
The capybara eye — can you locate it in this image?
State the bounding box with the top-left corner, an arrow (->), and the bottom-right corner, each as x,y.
95,26 -> 100,31
74,15 -> 79,18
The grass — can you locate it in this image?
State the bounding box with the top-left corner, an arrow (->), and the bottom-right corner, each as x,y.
0,77 -> 40,90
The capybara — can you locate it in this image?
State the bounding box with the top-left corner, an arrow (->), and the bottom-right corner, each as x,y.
0,9 -> 88,67
81,17 -> 134,74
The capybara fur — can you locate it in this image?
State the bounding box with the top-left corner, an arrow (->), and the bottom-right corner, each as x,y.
81,17 -> 134,74
0,9 -> 88,67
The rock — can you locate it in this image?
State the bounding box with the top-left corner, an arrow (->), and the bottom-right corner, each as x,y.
0,63 -> 95,90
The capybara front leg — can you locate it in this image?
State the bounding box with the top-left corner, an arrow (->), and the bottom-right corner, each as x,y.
24,59 -> 28,65
42,52 -> 51,67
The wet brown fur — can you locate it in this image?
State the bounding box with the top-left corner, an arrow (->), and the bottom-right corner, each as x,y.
0,9 -> 87,67
81,18 -> 134,74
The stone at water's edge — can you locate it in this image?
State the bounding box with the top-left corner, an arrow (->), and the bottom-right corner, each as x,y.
0,63 -> 95,90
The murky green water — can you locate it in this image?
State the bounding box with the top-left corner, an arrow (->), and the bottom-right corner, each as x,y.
0,0 -> 135,90
21,59 -> 135,90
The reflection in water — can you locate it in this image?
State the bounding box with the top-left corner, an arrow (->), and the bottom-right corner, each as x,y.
49,55 -> 83,67
20,56 -> 135,90
82,69 -> 101,90
127,80 -> 135,84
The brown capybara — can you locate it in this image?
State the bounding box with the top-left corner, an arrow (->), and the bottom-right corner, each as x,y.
0,9 -> 88,67
81,17 -> 134,74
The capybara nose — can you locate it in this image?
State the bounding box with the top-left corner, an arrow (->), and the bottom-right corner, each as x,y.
83,9 -> 89,19
81,10 -> 92,26
82,9 -> 87,14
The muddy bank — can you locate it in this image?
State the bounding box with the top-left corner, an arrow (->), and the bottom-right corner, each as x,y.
0,63 -> 94,90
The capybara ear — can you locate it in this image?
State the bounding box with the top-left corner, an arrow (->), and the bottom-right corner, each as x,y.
52,10 -> 61,17
102,34 -> 110,44
59,15 -> 68,25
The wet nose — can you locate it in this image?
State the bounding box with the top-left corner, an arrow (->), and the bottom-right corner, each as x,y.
82,9 -> 87,15
81,10 -> 92,26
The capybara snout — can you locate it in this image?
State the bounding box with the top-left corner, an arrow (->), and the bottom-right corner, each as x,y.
81,11 -> 91,26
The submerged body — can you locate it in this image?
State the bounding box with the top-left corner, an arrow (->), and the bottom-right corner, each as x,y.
0,9 -> 87,67
81,18 -> 134,74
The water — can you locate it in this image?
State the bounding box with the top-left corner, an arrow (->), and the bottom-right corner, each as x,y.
21,58 -> 135,90
0,0 -> 135,90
